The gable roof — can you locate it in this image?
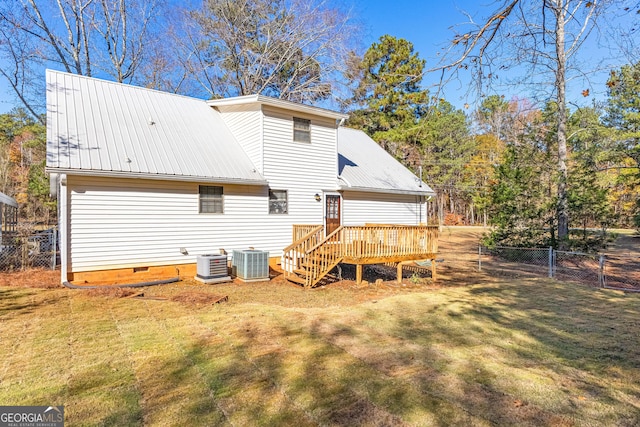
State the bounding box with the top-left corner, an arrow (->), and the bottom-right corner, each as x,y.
46,70 -> 266,185
337,127 -> 435,197
46,71 -> 434,197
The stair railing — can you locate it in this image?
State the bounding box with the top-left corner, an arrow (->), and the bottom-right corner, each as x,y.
282,225 -> 324,282
304,226 -> 344,287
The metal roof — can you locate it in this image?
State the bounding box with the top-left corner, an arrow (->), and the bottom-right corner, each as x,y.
46,70 -> 266,185
208,95 -> 348,120
337,127 -> 435,196
0,191 -> 17,207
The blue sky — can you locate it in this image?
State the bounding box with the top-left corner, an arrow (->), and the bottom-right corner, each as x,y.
0,0 -> 630,115
352,0 -> 624,109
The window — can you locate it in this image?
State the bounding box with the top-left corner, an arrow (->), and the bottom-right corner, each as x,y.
199,185 -> 223,213
269,189 -> 288,214
293,117 -> 311,143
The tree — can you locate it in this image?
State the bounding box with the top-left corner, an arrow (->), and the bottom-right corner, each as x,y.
604,61 -> 640,229
604,62 -> 640,167
0,109 -> 53,224
0,0 -> 165,121
567,106 -> 616,244
346,35 -> 430,166
421,100 -> 474,225
434,0 -> 618,247
484,105 -> 558,247
179,0 -> 359,103
485,143 -> 556,247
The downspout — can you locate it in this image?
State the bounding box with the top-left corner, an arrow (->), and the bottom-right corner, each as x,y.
58,174 -> 68,282
338,175 -> 352,188
62,276 -> 179,289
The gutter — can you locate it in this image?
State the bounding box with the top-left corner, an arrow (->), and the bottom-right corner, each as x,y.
337,184 -> 436,197
45,168 -> 268,186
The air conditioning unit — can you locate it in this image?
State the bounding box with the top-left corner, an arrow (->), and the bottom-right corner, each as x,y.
195,254 -> 231,284
232,249 -> 269,282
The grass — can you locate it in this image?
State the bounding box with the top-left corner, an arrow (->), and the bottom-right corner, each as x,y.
1,275 -> 639,426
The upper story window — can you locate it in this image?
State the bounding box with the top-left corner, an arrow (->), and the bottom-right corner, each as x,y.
269,189 -> 288,214
293,117 -> 311,143
199,185 -> 223,213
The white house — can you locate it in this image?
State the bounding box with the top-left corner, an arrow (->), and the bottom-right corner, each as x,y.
46,70 -> 435,284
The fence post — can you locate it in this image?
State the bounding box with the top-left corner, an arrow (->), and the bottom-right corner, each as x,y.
598,254 -> 605,287
478,244 -> 482,271
52,228 -> 57,270
21,237 -> 28,271
548,247 -> 553,278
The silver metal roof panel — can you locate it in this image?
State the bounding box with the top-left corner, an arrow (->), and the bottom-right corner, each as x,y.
337,127 -> 435,196
0,191 -> 17,207
46,70 -> 266,185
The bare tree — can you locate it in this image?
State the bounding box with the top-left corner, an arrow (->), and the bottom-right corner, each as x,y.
177,0 -> 361,103
433,0 -> 617,246
0,0 -> 164,120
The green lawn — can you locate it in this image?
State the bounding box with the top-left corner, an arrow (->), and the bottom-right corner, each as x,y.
1,277 -> 639,426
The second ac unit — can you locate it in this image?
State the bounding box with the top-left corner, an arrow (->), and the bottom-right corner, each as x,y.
232,250 -> 269,282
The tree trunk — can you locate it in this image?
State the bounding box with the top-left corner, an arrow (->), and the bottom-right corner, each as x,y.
553,0 -> 569,248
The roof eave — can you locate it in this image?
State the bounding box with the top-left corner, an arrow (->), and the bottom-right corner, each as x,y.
45,167 -> 269,186
207,95 -> 349,120
338,184 -> 436,197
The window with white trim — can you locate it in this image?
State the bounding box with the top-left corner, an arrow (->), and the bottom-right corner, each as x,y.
293,117 -> 311,143
269,189 -> 288,214
199,185 -> 223,213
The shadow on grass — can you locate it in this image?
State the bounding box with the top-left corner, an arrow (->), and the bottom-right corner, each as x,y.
18,280 -> 639,426
0,287 -> 66,318
134,281 -> 640,425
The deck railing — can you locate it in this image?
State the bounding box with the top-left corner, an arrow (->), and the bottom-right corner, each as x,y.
292,224 -> 323,242
284,224 -> 439,287
341,225 -> 439,262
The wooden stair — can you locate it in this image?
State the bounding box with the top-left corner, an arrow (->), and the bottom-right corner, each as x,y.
282,226 -> 344,288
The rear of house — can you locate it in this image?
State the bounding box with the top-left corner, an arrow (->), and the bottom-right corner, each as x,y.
46,70 -> 435,284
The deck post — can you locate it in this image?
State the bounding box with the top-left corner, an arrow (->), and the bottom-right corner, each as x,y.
397,262 -> 403,284
431,258 -> 437,282
356,264 -> 363,284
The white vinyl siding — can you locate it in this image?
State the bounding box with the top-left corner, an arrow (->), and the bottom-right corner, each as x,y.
342,191 -> 426,226
67,175 -> 301,272
262,106 -> 338,228
214,104 -> 263,172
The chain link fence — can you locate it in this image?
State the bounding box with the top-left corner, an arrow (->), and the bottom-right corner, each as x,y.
443,245 -> 640,291
1,228 -> 58,271
600,254 -> 640,291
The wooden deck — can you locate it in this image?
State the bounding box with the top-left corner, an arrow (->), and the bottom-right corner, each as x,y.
283,224 -> 439,287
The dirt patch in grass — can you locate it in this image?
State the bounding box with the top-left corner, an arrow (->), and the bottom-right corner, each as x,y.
0,269 -> 60,288
83,287 -> 139,298
170,292 -> 229,305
